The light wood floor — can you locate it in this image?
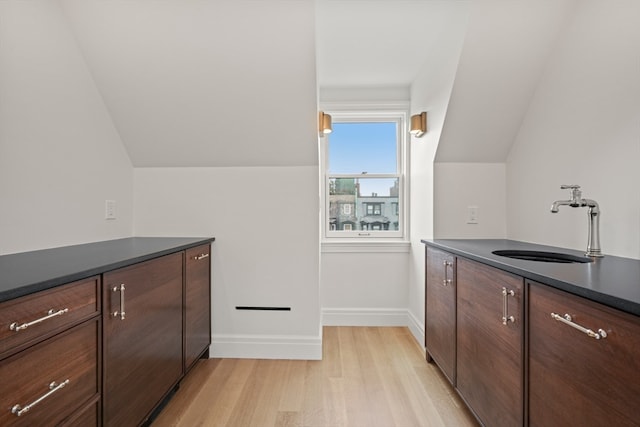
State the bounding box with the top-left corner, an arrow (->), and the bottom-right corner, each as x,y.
152,327 -> 477,427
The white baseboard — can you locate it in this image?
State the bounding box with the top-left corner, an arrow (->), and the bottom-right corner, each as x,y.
209,310 -> 425,360
210,333 -> 322,360
322,307 -> 408,327
407,310 -> 425,348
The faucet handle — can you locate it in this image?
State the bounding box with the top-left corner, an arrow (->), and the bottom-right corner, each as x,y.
560,184 -> 582,204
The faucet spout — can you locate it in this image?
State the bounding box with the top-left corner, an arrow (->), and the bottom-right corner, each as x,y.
550,185 -> 603,258
550,200 -> 572,213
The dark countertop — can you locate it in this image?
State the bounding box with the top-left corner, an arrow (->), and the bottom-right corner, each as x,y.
421,239 -> 640,317
0,237 -> 215,303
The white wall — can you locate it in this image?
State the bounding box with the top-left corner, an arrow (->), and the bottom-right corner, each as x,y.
434,163 -> 506,239
408,4 -> 471,345
133,167 -> 321,359
321,249 -> 409,326
0,0 -> 133,255
506,0 -> 640,259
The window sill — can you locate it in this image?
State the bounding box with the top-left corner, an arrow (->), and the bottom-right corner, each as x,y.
321,240 -> 410,253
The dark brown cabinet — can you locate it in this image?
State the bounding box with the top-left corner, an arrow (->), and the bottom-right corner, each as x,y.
0,277 -> 101,427
184,244 -> 212,372
0,238 -> 213,427
425,247 -> 456,384
529,282 -> 640,426
456,258 -> 524,427
103,253 -> 183,427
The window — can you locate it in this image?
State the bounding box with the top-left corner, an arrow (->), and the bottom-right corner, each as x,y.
321,110 -> 407,239
364,203 -> 382,215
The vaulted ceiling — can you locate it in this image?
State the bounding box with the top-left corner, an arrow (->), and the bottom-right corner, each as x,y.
58,0 -> 577,167
61,0 -> 319,168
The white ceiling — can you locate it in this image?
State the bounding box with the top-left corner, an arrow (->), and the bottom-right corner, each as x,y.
315,0 -> 471,89
58,0 -> 578,167
61,0 -> 319,168
436,0 -> 576,162
316,0 -> 579,163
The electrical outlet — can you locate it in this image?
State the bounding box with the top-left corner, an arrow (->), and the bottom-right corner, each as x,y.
467,206 -> 478,224
105,200 -> 116,220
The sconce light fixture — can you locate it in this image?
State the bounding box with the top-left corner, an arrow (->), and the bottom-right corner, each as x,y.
319,111 -> 332,136
409,112 -> 427,138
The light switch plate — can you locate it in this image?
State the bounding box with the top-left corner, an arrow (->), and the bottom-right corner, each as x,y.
467,206 -> 478,224
105,200 -> 116,220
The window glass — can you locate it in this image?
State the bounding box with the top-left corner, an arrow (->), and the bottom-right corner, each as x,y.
328,122 -> 397,174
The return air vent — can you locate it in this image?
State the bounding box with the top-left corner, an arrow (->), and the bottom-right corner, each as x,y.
235,306 -> 291,311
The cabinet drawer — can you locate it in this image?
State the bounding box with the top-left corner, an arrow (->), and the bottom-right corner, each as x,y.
529,283 -> 640,426
0,319 -> 100,427
0,276 -> 100,359
60,396 -> 99,427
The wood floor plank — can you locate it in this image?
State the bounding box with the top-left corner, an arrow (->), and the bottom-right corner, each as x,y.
277,360 -> 307,412
152,327 -> 478,427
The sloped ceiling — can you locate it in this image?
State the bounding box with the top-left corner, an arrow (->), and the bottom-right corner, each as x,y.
61,0 -> 318,167
316,0 -> 470,89
58,0 -> 578,167
316,0 -> 578,163
436,0 -> 577,162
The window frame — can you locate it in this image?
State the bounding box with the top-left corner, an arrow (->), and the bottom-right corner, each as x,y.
320,107 -> 409,242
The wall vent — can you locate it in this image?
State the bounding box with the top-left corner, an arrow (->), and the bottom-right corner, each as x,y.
235,306 -> 291,311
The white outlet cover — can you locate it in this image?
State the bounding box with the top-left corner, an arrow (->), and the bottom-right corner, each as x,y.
105,200 -> 116,220
467,206 -> 478,224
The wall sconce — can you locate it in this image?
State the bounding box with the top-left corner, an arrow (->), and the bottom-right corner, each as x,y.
319,111 -> 332,136
410,112 -> 427,138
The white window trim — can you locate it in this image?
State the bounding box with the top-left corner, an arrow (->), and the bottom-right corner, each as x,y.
319,102 -> 410,250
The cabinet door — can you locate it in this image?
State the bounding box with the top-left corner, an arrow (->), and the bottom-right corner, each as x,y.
425,247 -> 456,384
457,258 -> 523,427
184,244 -> 211,371
103,253 -> 183,427
529,282 -> 640,426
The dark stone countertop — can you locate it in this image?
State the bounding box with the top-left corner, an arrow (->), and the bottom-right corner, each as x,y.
0,237 -> 215,303
421,239 -> 640,317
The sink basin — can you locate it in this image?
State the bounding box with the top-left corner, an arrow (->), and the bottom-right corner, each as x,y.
492,250 -> 593,264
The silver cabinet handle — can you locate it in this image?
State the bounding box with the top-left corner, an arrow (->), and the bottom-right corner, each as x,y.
194,253 -> 209,260
9,308 -> 69,332
11,379 -> 70,417
551,313 -> 607,339
502,287 -> 515,325
112,284 -> 126,320
442,260 -> 453,286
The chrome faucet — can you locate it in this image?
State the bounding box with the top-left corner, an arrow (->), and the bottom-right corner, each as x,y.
550,185 -> 603,258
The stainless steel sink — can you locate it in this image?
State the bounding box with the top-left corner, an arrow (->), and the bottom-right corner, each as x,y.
492,250 -> 593,264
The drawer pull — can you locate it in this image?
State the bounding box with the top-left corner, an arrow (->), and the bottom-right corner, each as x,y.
11,379 -> 70,417
112,284 -> 126,320
194,253 -> 209,260
502,287 -> 515,325
9,308 -> 70,332
443,260 -> 453,286
551,313 -> 607,339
